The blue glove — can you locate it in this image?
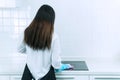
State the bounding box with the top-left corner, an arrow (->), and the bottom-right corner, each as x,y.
55,64 -> 73,72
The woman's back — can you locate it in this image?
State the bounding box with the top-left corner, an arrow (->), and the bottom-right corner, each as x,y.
18,32 -> 61,80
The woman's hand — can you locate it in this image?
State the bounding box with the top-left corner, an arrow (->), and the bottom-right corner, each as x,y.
55,64 -> 73,72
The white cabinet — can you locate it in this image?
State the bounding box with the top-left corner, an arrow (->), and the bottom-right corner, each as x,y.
10,76 -> 21,80
1,75 -> 120,80
56,76 -> 75,80
56,75 -> 89,80
90,76 -> 120,80
74,76 -> 89,80
0,76 -> 9,80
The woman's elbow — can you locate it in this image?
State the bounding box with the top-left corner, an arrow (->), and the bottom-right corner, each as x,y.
17,48 -> 26,53
52,61 -> 61,69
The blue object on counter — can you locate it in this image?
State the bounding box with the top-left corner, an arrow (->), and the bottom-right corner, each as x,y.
55,64 -> 73,72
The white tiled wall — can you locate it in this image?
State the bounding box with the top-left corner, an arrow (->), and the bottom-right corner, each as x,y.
0,8 -> 31,35
0,7 -> 31,55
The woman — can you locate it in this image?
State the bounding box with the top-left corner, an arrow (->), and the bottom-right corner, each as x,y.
18,4 -> 61,80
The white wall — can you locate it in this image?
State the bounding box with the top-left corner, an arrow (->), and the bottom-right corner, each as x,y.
26,0 -> 120,59
1,0 -> 120,59
52,0 -> 120,59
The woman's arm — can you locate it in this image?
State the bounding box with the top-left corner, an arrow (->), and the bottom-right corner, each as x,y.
51,35 -> 62,69
17,32 -> 26,53
51,34 -> 73,72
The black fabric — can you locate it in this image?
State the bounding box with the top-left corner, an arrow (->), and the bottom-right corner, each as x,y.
21,64 -> 56,80
40,66 -> 56,80
21,64 -> 35,80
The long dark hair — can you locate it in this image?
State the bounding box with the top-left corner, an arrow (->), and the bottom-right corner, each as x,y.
24,4 -> 55,50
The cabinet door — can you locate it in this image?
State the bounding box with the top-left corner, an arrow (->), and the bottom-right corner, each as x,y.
56,76 -> 74,80
74,76 -> 89,80
90,76 -> 120,80
56,76 -> 89,80
10,76 -> 21,80
0,76 -> 9,80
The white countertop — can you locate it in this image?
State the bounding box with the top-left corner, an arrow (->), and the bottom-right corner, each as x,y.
0,55 -> 120,76
57,57 -> 120,76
